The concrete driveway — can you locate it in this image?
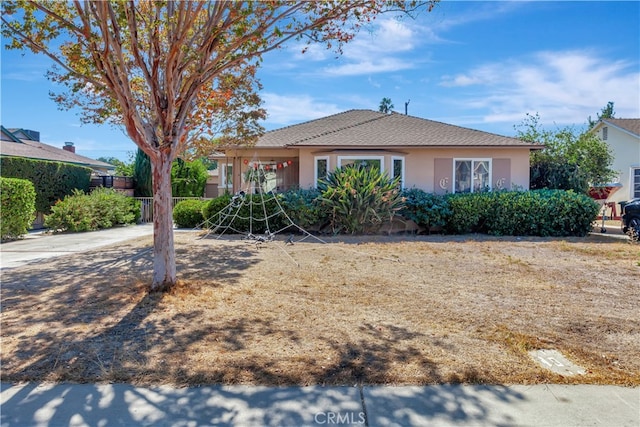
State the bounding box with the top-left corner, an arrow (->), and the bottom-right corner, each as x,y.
0,224 -> 154,270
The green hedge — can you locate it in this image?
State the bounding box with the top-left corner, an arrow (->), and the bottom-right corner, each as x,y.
0,177 -> 36,241
280,188 -> 324,230
173,199 -> 207,228
445,189 -> 599,237
200,188 -> 599,238
44,187 -> 140,232
399,189 -> 451,231
0,157 -> 91,213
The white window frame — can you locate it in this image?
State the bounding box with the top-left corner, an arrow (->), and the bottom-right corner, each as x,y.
631,166 -> 640,199
391,156 -> 405,189
337,155 -> 385,172
453,158 -> 492,193
221,163 -> 233,188
314,156 -> 329,188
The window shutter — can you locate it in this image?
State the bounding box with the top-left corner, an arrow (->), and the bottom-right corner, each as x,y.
492,159 -> 511,191
434,158 -> 453,194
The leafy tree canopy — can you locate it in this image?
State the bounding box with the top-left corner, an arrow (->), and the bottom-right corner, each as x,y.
588,101 -> 616,129
1,0 -> 438,290
379,97 -> 394,114
516,113 -> 616,192
97,153 -> 134,176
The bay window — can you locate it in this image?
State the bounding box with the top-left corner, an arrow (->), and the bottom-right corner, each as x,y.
314,156 -> 329,187
392,156 -> 405,188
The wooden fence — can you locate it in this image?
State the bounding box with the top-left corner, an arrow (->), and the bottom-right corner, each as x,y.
134,197 -> 211,223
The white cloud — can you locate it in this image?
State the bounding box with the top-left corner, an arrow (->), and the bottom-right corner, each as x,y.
367,76 -> 381,88
438,50 -> 640,127
261,93 -> 342,127
280,16 -> 430,78
322,17 -> 419,76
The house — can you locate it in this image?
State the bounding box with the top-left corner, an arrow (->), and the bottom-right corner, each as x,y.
0,126 -> 114,174
590,119 -> 640,207
213,110 -> 541,196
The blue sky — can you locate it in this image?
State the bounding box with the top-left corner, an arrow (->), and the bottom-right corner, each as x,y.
2,1 -> 639,162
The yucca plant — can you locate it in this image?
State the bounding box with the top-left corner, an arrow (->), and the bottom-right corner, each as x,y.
318,164 -> 403,234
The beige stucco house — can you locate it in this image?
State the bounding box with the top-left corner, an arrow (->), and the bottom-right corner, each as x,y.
214,110 -> 541,196
590,118 -> 640,206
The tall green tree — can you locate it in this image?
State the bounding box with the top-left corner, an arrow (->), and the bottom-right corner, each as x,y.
378,97 -> 394,114
98,153 -> 135,176
171,158 -> 208,197
588,101 -> 616,129
2,1 -> 437,291
133,148 -> 152,197
516,113 -> 616,192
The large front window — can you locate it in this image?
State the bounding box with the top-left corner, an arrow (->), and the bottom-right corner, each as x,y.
454,159 -> 491,193
633,167 -> 640,199
338,156 -> 384,171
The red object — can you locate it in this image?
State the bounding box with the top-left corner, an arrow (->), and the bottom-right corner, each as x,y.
588,184 -> 621,200
243,159 -> 249,165
287,160 -> 292,165
278,164 -> 283,169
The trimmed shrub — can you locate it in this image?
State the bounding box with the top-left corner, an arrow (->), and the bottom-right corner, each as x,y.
0,177 -> 36,241
445,192 -> 493,235
44,188 -> 140,232
173,199 -> 207,228
318,165 -> 403,234
444,190 -> 599,237
202,194 -> 233,223
201,193 -> 288,234
280,188 -> 324,230
0,156 -> 91,213
399,188 -> 451,231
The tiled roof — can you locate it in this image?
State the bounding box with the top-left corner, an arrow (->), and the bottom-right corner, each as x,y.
601,118 -> 640,137
256,110 -> 539,148
0,138 -> 114,170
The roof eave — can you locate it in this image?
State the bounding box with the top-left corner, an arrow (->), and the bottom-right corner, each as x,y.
599,119 -> 640,138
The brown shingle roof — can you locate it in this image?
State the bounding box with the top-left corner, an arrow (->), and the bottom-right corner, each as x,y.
0,138 -> 114,170
602,118 -> 640,137
256,110 -> 539,148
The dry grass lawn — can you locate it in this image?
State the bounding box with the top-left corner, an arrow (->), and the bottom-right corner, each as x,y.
1,232 -> 639,387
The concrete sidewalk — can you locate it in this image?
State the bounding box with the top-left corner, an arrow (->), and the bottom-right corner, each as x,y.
1,383 -> 638,427
0,224 -> 155,270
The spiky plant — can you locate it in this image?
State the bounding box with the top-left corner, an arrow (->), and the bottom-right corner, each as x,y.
318,164 -> 403,234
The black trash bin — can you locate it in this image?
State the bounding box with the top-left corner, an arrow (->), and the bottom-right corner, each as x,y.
619,201 -> 627,212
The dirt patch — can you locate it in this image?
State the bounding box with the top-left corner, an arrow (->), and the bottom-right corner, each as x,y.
2,232 -> 639,386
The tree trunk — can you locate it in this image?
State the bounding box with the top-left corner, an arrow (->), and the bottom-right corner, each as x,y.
150,150 -> 176,292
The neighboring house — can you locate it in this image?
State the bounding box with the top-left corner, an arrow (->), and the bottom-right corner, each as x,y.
0,126 -> 114,174
213,110 -> 541,196
205,166 -> 220,198
590,118 -> 640,206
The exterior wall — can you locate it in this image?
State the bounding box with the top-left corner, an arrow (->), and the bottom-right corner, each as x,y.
593,124 -> 640,204
219,148 -> 300,195
298,147 -> 532,192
